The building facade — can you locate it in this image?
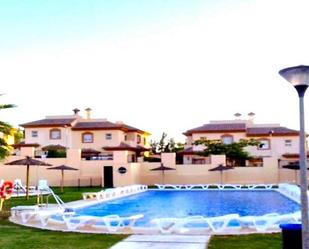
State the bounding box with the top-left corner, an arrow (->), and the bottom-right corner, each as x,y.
182,118 -> 301,166
17,108 -> 150,163
3,113 -> 305,187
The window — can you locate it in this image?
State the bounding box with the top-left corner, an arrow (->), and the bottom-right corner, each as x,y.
285,139 -> 292,147
221,135 -> 233,144
124,135 -> 128,141
127,154 -> 136,163
105,133 -> 112,140
137,134 -> 141,144
143,137 -> 146,145
258,139 -> 270,150
82,132 -> 93,143
50,129 -> 61,140
31,130 -> 38,137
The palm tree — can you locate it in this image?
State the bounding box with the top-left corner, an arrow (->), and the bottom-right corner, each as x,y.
0,99 -> 16,159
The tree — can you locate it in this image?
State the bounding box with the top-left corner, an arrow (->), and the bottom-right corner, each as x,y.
149,133 -> 184,154
14,129 -> 24,144
149,140 -> 159,154
157,132 -> 168,153
194,138 -> 260,166
0,99 -> 16,159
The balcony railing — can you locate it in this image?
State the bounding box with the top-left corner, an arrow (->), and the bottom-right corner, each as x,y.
82,155 -> 113,161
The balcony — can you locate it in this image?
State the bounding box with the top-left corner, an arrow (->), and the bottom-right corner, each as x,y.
82,154 -> 113,161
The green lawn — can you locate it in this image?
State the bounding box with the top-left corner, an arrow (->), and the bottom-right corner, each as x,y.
208,234 -> 281,249
0,219 -> 126,249
0,187 -> 126,249
0,187 -> 283,249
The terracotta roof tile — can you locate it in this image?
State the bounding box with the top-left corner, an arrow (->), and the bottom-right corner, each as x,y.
13,143 -> 40,148
282,152 -> 309,158
73,121 -> 118,130
81,148 -> 101,154
184,123 -> 246,135
72,121 -> 150,134
178,147 -> 198,155
246,127 -> 299,136
20,118 -> 76,128
103,142 -> 149,152
184,121 -> 299,137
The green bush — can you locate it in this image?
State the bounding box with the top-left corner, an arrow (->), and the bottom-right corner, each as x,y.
47,149 -> 66,158
143,157 -> 161,162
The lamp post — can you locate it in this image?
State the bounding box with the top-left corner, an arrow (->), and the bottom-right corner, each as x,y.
279,65 -> 309,249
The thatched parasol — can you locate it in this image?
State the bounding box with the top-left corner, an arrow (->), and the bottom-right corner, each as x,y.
47,165 -> 78,192
5,156 -> 52,199
150,163 -> 176,184
209,164 -> 234,184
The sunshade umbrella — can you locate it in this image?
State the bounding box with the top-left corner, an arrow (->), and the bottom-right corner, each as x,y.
282,162 -> 308,184
5,156 -> 52,199
209,164 -> 234,184
47,164 -> 78,192
150,163 -> 176,184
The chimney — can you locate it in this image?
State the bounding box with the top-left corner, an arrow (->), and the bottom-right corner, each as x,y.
73,108 -> 80,115
248,112 -> 255,122
234,113 -> 241,120
85,108 -> 92,119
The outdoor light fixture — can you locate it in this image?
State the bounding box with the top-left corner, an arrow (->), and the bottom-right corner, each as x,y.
279,65 -> 309,249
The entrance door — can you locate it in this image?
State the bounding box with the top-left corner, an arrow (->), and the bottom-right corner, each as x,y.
103,166 -> 114,188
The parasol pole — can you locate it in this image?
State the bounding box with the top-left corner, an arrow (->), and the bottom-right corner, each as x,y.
0,199 -> 4,211
295,170 -> 297,184
61,169 -> 64,193
26,164 -> 30,200
162,170 -> 164,184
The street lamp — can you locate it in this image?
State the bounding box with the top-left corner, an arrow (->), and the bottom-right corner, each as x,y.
279,65 -> 309,249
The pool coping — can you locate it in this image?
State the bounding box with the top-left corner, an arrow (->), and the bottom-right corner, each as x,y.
9,184 -> 301,235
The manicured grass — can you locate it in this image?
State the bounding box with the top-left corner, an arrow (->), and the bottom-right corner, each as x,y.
0,219 -> 126,249
208,234 -> 282,249
0,187 -> 126,249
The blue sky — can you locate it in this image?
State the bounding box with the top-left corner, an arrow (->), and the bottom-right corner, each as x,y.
1,0 -> 309,141
0,0 -> 220,50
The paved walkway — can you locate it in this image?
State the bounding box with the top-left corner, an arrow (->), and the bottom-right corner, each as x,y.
110,235 -> 210,249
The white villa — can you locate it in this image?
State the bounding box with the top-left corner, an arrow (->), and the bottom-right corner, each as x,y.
17,108 -> 150,162
182,116 -> 302,166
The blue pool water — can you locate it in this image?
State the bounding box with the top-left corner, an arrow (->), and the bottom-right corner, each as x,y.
75,190 -> 300,226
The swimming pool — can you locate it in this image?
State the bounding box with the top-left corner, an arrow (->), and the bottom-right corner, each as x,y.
75,190 -> 300,227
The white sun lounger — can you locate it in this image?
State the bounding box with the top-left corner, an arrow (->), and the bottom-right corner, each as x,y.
19,207 -> 75,227
151,214 -> 239,234
151,217 -> 190,234
92,214 -> 144,232
238,212 -> 300,231
247,184 -> 275,190
205,214 -> 240,232
220,184 -> 242,190
83,185 -> 148,200
63,215 -> 99,230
